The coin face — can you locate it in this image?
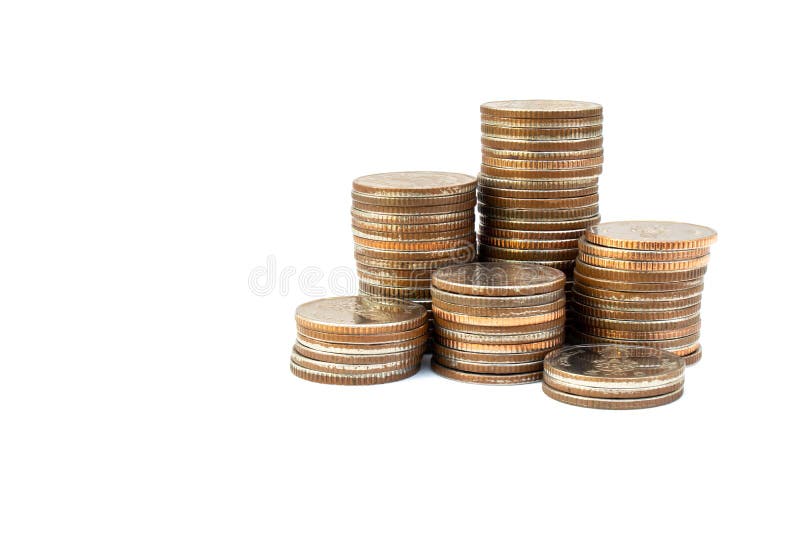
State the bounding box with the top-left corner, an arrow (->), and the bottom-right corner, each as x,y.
586,221 -> 718,250
432,262 -> 565,296
544,344 -> 684,384
295,296 -> 427,334
480,100 -> 603,119
352,171 -> 477,196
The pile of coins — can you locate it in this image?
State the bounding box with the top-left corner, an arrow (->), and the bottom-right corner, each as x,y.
568,221 -> 717,365
542,345 -> 685,409
290,296 -> 429,385
477,100 -> 604,299
352,171 -> 478,328
430,262 -> 566,384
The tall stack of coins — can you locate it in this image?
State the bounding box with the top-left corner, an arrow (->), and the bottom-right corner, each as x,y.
542,345 -> 685,409
429,262 -> 565,384
568,221 -> 717,365
290,296 -> 429,385
478,100 -> 604,299
352,172 -> 478,325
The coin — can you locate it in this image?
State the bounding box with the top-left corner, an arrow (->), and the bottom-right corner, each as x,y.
479,185 -> 599,199
293,342 -> 427,365
481,146 -> 604,160
574,322 -> 701,340
481,136 -> 604,152
478,193 -> 599,209
575,261 -> 707,282
433,342 -> 553,364
352,171 -> 477,196
432,262 -> 565,296
565,328 -> 701,355
577,252 -> 711,271
352,198 -> 476,214
351,217 -> 475,233
431,360 -> 544,385
296,333 -> 428,355
480,100 -> 603,119
352,226 -> 475,242
478,203 -> 600,220
358,281 -> 432,299
290,360 -> 421,385
351,190 -> 475,206
480,164 -> 602,179
434,316 -> 565,335
433,354 -> 545,374
482,156 -> 605,170
357,263 -> 437,279
351,207 -> 475,224
478,244 -> 578,261
434,306 -> 565,327
570,301 -> 702,320
542,382 -> 683,409
295,296 -> 427,334
357,273 -> 431,289
355,252 -> 475,270
353,234 -> 476,251
585,221 -> 718,250
478,174 -> 599,190
573,270 -> 705,292
354,243 -> 476,260
479,234 -> 579,249
683,346 -> 703,365
435,324 -> 564,344
481,124 -> 603,140
481,215 -> 601,231
433,296 -> 566,317
430,286 -> 563,308
570,312 -> 700,332
296,323 -> 429,343
571,291 -> 703,311
480,256 -> 577,271
578,237 -> 710,261
481,115 -> 604,129
291,350 -> 422,375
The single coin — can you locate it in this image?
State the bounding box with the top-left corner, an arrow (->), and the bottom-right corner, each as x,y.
570,301 -> 701,320
432,262 -> 565,296
357,272 -> 431,289
435,324 -> 564,345
351,207 -> 475,224
479,184 -> 598,199
356,263 -> 436,279
478,192 -> 599,209
481,215 -> 600,231
434,354 -> 545,374
565,329 -> 701,355
544,371 -> 683,399
433,342 -> 552,364
481,146 -> 604,160
577,252 -> 711,272
571,290 -> 703,310
481,164 -> 602,180
575,261 -> 707,282
479,255 -> 577,271
352,226 -> 474,242
355,252 -> 475,270
291,350 -> 422,375
585,221 -> 718,250
432,360 -> 544,384
351,217 -> 475,233
482,155 -> 605,170
574,322 -> 701,341
578,237 -> 710,261
434,306 -> 565,327
295,295 -> 426,334
352,198 -> 476,215
570,312 -> 700,332
481,136 -> 603,152
290,360 -> 420,385
296,333 -> 428,355
478,203 -> 599,221
479,225 -> 587,240
477,244 -> 579,261
433,296 -> 565,318
358,281 -> 431,299
351,190 -> 475,207
296,323 -> 429,344
481,115 -> 603,128
480,100 -> 603,119
573,270 -> 705,292
481,124 -> 603,140
430,286 -> 563,308
479,234 -> 579,250
354,243 -> 476,260
683,346 -> 702,366
542,382 -> 683,409
353,234 -> 476,251
352,171 -> 477,196
435,316 -> 565,335
478,173 -> 599,190
293,342 -> 427,365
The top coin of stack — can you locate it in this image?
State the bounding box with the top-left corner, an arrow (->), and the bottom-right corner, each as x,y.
568,221 -> 717,365
290,296 -> 429,385
477,100 -> 604,298
352,172 -> 478,320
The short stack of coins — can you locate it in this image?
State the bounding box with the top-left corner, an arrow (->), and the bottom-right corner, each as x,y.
429,262 -> 566,385
290,296 -> 429,385
542,345 -> 685,409
568,221 -> 717,365
352,171 -> 478,329
477,100 -> 604,300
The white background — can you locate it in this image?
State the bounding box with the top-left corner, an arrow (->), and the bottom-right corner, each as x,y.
1,1 -> 798,532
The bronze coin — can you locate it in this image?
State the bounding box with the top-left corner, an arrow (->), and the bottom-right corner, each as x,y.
296,323 -> 429,344
683,346 -> 703,366
295,295 -> 427,334
434,333 -> 564,353
291,350 -> 422,375
481,146 -> 603,160
481,136 -> 603,152
480,214 -> 600,231
433,296 -> 565,318
434,324 -> 564,345
542,382 -> 683,409
544,372 -> 683,399
574,261 -> 707,282
478,244 -> 578,261
352,226 -> 474,242
352,199 -> 477,215
431,359 -> 544,385
478,192 -> 599,209
565,328 -> 701,355
572,283 -> 704,302
585,221 -> 718,250
433,354 -> 544,374
293,342 -> 427,365
433,342 -> 552,364
480,164 -> 602,179
351,207 -> 475,224
572,323 -> 701,341
352,217 -> 475,233
357,272 -> 431,289
431,286 -> 563,308
571,291 -> 703,311
573,270 -> 705,292
478,173 -> 599,190
482,155 -> 605,170
479,225 -> 587,239
358,281 -> 431,299
577,252 -> 711,272
480,100 -> 602,119
478,255 -> 576,272
481,115 -> 603,128
295,334 -> 428,355
432,261 -> 565,296
578,237 -> 710,261
290,359 -> 421,385
435,316 -> 565,335
355,253 -> 475,270
479,184 -> 598,199
570,301 -> 702,320
353,234 -> 475,251
352,171 -> 477,197
479,234 -> 579,250
354,243 -> 476,260
570,313 -> 701,332
478,203 -> 600,221
351,190 -> 475,206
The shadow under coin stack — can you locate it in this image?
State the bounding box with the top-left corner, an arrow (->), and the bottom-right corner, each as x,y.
429,262 -> 566,385
352,172 -> 478,330
542,345 -> 685,409
568,221 -> 717,365
478,100 -> 604,301
291,296 -> 429,385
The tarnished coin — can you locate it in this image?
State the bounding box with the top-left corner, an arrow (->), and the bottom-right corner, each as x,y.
585,221 -> 718,250
570,301 -> 702,320
296,333 -> 428,355
575,261 -> 707,282
290,360 -> 420,385
351,190 -> 475,206
434,306 -> 565,327
354,243 -> 476,260
573,270 -> 705,292
542,382 -> 683,409
291,350 -> 422,375
565,328 -> 701,355
433,342 -> 552,364
478,203 -> 599,221
577,252 -> 711,271
358,282 -> 431,299
357,263 -> 436,279
480,100 -> 603,119
481,146 -> 604,160
571,291 -> 703,311
295,296 -> 427,334
431,286 -> 563,308
433,296 -> 566,317
297,323 -> 429,344
479,185 -> 598,200
478,174 -> 599,190
575,322 -> 701,341
293,342 -> 427,365
432,262 -> 565,296
433,354 -> 544,374
352,171 -> 477,197
578,237 -> 710,261
435,324 -> 564,345
481,124 -> 602,140
481,136 -> 603,152
570,313 -> 700,332
478,192 -> 599,209
352,207 -> 475,224
482,156 -> 605,170
480,164 -> 602,179
431,360 -> 544,385
478,244 -> 578,261
544,372 -> 683,399
481,215 -> 600,231
352,198 -> 476,215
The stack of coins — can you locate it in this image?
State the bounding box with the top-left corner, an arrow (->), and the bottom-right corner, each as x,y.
568,221 -> 717,365
352,171 -> 478,327
478,100 -> 604,299
290,296 -> 428,385
542,345 -> 685,409
429,262 -> 566,384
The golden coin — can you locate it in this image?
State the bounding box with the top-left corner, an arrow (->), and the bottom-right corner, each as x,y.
481,215 -> 600,231
578,237 -> 710,260
435,316 -> 564,335
357,272 -> 431,289
585,221 -> 718,250
352,226 -> 474,242
573,270 -> 704,292
434,306 -> 565,327
683,346 -> 702,366
571,293 -> 703,312
479,255 -> 577,271
293,342 -> 427,365
481,136 -> 603,152
351,207 -> 475,224
481,124 -> 603,140
570,301 -> 701,320
432,261 -> 565,296
571,285 -> 704,305
354,243 -> 476,260
351,190 -> 475,207
435,324 -> 564,345
478,192 -> 599,209
481,115 -> 603,128
433,342 -> 552,364
297,323 -> 429,344
479,225 -> 586,240
544,372 -> 683,399
432,360 -> 543,384
478,203 -> 599,221
570,312 -> 700,332
577,252 -> 710,271
479,184 -> 598,199
295,296 -> 426,334
431,286 -> 563,308
433,296 -> 565,317
479,234 -> 579,250
352,198 -> 476,215
482,155 -> 604,170
290,359 -> 420,385
358,282 -> 431,299
355,252 -> 475,270
480,100 -> 603,119
574,323 -> 701,340
356,263 -> 436,279
565,329 -> 700,355
478,173 -> 599,190
352,171 -> 477,197
481,164 -> 602,179
481,146 -> 604,160
353,234 -> 475,252
291,350 -> 422,375
478,244 -> 578,261
542,382 -> 683,409
352,217 -> 475,233
296,333 -> 428,355
433,354 -> 544,374
575,261 -> 707,282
